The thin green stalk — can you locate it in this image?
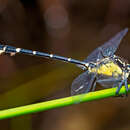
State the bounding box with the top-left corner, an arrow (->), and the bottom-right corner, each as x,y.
0,85 -> 130,120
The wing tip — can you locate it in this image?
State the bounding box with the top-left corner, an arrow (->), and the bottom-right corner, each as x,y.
122,27 -> 128,35
110,27 -> 129,43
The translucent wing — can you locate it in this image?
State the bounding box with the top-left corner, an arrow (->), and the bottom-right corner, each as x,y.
71,71 -> 95,95
84,28 -> 128,63
71,28 -> 128,96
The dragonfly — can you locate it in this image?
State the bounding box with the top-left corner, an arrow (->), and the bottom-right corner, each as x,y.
71,28 -> 129,96
0,28 -> 129,96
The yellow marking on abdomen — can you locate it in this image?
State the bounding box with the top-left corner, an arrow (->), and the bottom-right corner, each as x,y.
90,62 -> 122,77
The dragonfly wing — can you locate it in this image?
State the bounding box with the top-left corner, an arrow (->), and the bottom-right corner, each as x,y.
84,28 -> 128,63
71,71 -> 95,95
96,77 -> 121,88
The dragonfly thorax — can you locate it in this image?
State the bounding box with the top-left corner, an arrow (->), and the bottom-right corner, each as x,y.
88,57 -> 123,77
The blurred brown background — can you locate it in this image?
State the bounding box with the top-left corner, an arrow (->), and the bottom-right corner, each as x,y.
0,0 -> 130,130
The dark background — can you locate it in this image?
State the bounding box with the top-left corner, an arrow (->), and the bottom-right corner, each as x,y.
0,0 -> 130,130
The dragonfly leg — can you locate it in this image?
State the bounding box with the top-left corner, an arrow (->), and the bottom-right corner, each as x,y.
124,79 -> 128,96
116,80 -> 124,96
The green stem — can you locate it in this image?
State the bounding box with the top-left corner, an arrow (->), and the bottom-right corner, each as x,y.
0,85 -> 129,120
